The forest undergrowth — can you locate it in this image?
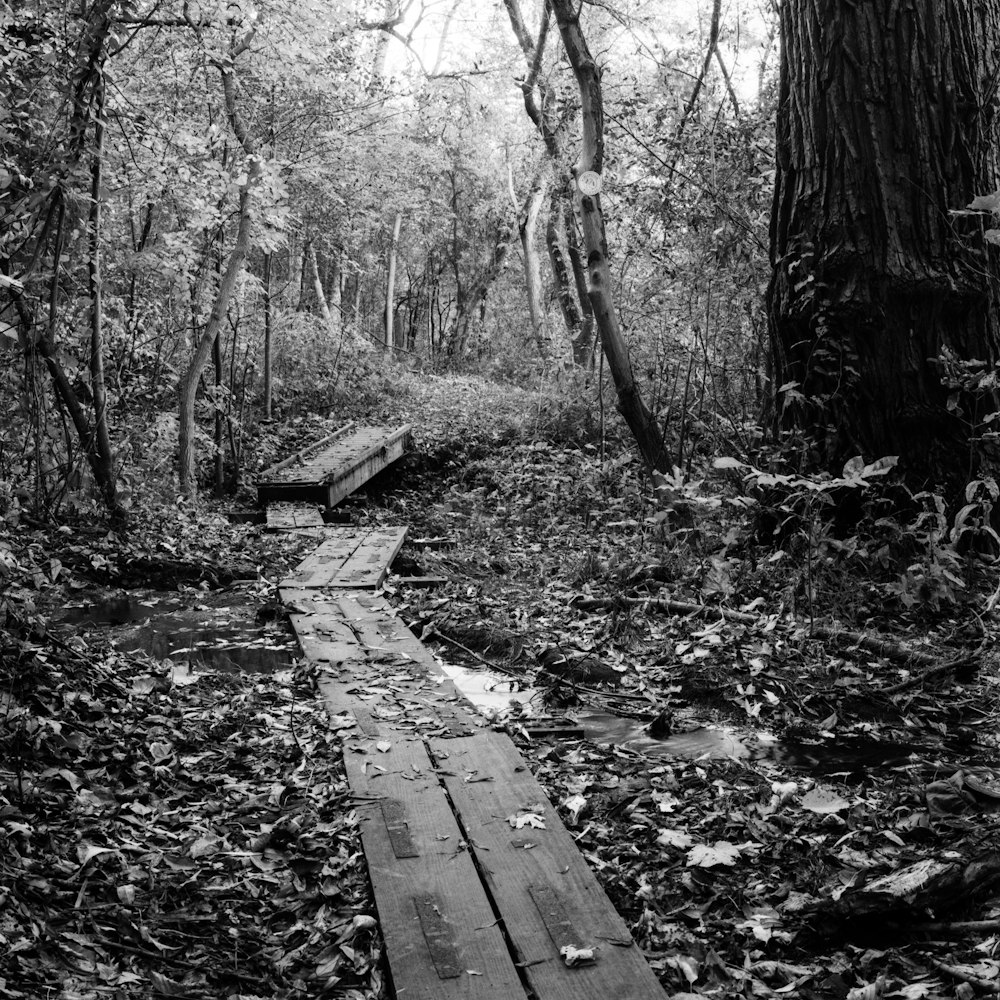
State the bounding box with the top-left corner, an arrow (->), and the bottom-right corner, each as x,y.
1,372 -> 999,999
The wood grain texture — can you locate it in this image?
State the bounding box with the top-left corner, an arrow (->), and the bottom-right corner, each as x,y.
343,736 -> 527,1000
265,503 -> 325,529
281,526 -> 407,589
430,732 -> 670,1000
258,424 -> 412,505
289,590 -> 483,736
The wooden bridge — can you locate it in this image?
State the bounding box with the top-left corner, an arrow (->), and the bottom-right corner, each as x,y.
265,425 -> 668,1000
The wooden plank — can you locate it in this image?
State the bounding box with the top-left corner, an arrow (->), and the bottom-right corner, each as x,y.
323,425 -> 411,507
265,503 -> 325,529
287,591 -> 483,736
258,424 -> 412,506
258,421 -> 356,479
280,526 -> 406,589
430,732 -> 670,1000
341,736 -> 528,1000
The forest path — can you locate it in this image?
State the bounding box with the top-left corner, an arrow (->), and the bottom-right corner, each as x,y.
267,427 -> 669,1000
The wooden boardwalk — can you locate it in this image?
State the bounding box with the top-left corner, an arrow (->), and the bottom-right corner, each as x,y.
258,423 -> 411,507
264,427 -> 668,1000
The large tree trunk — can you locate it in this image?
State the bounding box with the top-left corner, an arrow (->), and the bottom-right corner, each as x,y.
550,0 -> 667,472
768,1 -> 1000,490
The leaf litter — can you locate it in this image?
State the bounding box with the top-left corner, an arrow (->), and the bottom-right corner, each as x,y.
5,379 -> 1000,999
0,631 -> 381,998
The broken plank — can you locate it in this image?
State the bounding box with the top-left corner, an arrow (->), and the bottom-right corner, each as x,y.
430,732 -> 670,1000
281,526 -> 407,589
342,736 -> 527,1000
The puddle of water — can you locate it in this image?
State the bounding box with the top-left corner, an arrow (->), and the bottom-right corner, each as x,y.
58,592 -> 296,674
575,711 -> 750,759
439,665 -> 939,775
438,663 -> 537,716
60,595 -> 185,625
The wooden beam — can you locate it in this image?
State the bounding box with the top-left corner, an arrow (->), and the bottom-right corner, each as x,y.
343,736 -> 528,999
430,733 -> 670,1000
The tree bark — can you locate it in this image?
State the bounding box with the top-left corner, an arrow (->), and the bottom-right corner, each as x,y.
385,212 -> 402,351
212,322 -> 224,496
547,181 -> 594,366
550,0 -> 667,471
504,0 -> 594,365
86,73 -> 125,523
516,165 -> 549,355
447,223 -> 513,356
308,242 -> 340,338
768,1 -> 1000,491
177,35 -> 261,496
262,251 -> 273,419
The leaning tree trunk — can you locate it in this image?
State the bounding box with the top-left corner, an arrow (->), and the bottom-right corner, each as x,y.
177,37 -> 261,497
550,0 -> 667,471
768,1 -> 1000,490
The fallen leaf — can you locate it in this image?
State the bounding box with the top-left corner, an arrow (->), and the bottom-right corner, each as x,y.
800,786 -> 850,814
687,841 -> 741,867
507,808 -> 546,830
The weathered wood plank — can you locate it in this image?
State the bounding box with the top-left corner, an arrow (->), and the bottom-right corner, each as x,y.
341,736 -> 528,1000
265,503 -> 325,529
281,527 -> 406,588
258,424 -> 412,506
287,590 -> 483,736
281,527 -> 407,589
430,733 -> 670,1000
258,421 -> 356,479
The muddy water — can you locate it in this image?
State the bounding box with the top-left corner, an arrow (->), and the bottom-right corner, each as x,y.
58,592 -> 297,673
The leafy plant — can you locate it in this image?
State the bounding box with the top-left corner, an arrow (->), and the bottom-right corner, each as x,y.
714,454 -> 898,620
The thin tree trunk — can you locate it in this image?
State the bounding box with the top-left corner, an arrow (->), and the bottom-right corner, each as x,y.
86,74 -> 125,522
212,326 -> 224,496
287,241 -> 303,310
551,0 -> 667,472
262,251 -> 273,419
385,212 -> 402,351
308,243 -> 339,337
519,167 -> 549,355
177,38 -> 261,496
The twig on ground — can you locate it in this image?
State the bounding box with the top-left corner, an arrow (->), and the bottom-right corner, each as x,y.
432,629 -> 520,676
91,934 -> 262,986
915,919 -> 1000,933
932,959 -> 999,992
881,656 -> 978,694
